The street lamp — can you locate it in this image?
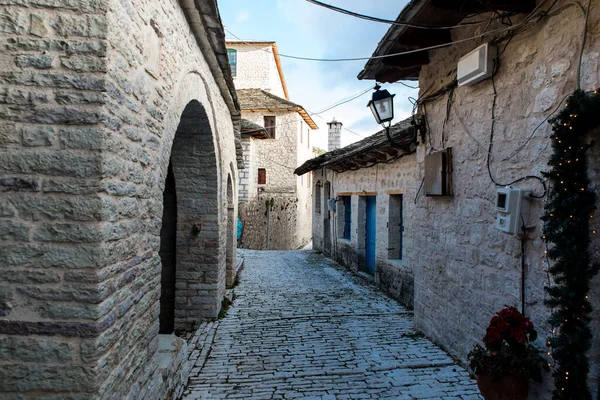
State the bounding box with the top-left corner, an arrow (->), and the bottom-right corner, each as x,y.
367,84 -> 395,126
368,85 -> 404,147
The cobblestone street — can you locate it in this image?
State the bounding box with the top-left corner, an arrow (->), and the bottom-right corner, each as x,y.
182,250 -> 482,399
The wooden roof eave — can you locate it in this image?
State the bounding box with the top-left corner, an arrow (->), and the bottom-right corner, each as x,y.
241,107 -> 318,130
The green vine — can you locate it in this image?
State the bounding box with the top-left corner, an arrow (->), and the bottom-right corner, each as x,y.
542,89 -> 600,399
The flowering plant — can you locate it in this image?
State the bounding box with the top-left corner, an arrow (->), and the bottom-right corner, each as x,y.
469,306 -> 545,382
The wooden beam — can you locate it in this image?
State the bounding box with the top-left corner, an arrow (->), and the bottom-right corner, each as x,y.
382,50 -> 430,69
375,66 -> 421,83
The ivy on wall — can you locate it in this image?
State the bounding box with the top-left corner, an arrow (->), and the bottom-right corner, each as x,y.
542,89 -> 600,399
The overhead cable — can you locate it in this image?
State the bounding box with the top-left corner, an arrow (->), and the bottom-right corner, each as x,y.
225,2 -> 550,63
304,0 -> 513,29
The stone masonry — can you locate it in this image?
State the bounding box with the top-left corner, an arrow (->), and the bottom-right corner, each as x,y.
308,2 -> 600,397
183,249 -> 482,399
230,41 -> 315,250
0,0 -> 239,399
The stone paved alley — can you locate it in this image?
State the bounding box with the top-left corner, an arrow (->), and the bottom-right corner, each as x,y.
182,250 -> 482,399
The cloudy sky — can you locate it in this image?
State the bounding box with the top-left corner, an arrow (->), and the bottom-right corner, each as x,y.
218,0 -> 417,151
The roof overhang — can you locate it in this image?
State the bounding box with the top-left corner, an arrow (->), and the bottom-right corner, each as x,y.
295,117 -> 419,175
358,0 -> 535,83
240,118 -> 268,139
242,107 -> 318,130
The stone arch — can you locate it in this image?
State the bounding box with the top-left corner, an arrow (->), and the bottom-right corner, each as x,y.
225,173 -> 236,287
159,98 -> 222,331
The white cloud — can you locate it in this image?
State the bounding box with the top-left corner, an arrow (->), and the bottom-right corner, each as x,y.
235,11 -> 250,23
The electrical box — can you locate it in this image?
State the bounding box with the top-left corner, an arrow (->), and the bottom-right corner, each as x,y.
425,148 -> 453,196
495,187 -> 530,235
457,43 -> 497,87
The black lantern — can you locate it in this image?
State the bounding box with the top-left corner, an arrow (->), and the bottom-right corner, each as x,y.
367,85 -> 395,125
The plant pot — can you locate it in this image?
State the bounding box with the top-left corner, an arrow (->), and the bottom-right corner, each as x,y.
476,370 -> 529,400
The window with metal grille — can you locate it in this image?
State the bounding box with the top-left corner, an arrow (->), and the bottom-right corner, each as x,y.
264,116 -> 276,138
227,49 -> 237,77
258,168 -> 266,185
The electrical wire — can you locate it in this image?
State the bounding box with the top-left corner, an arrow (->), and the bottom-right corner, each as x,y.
502,93 -> 571,162
395,81 -> 419,89
304,0 -> 515,30
577,0 -> 591,90
312,87 -> 373,114
224,4 -> 547,64
486,60 -> 547,198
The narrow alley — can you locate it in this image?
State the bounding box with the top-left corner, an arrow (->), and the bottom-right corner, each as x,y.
182,250 -> 482,399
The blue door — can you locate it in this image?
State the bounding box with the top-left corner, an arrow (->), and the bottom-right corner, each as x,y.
365,196 -> 376,275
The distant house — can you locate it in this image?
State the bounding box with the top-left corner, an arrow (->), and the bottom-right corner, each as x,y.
296,1 -> 600,397
227,41 -> 318,249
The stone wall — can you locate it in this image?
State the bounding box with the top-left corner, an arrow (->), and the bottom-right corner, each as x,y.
0,0 -> 238,398
411,2 -> 600,397
239,193 -> 301,250
311,154 -> 417,309
238,110 -> 313,249
227,42 -> 286,99
310,2 -> 600,396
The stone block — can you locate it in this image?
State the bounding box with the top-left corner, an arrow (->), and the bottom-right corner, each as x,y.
0,122 -> 19,148
22,125 -> 55,147
0,364 -> 100,392
34,222 -> 102,243
0,269 -> 61,284
14,54 -> 53,69
55,91 -> 105,105
29,14 -> 48,37
0,287 -> 14,317
0,220 -> 29,241
0,336 -> 74,363
59,127 -> 107,150
61,55 -> 106,73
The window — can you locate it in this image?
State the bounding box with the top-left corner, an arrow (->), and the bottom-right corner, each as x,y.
388,194 -> 404,260
258,168 -> 266,185
227,49 -> 237,77
307,129 -> 310,148
264,116 -> 276,138
315,184 -> 321,214
300,129 -> 303,144
337,196 -> 351,240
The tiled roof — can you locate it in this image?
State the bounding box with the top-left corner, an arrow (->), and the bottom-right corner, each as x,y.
237,89 -> 318,130
294,117 -> 419,175
240,118 -> 268,138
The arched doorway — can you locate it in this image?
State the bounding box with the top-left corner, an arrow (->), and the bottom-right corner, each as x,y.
159,100 -> 221,331
159,162 -> 177,333
226,174 -> 235,287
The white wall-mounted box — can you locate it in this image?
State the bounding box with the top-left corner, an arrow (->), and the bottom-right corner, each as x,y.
495,187 -> 530,235
457,43 -> 497,87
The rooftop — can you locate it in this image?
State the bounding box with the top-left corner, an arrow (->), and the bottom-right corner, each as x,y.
294,117 -> 419,175
358,0 -> 535,82
237,89 -> 318,130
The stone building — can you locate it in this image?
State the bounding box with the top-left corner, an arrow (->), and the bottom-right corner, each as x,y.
0,0 -> 242,399
227,41 -> 317,250
296,0 -> 600,397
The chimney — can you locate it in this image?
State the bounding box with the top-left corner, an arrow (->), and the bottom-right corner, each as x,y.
327,118 -> 342,151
